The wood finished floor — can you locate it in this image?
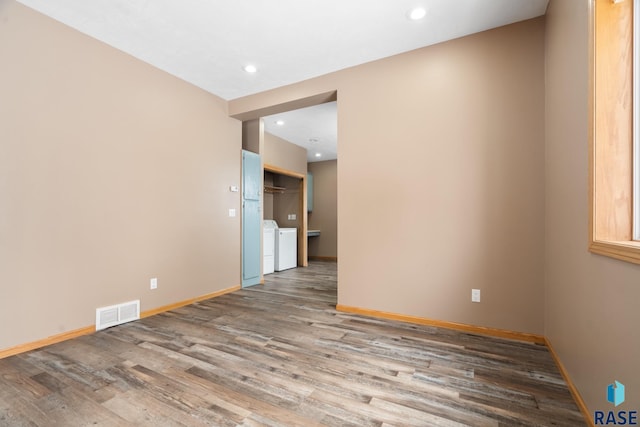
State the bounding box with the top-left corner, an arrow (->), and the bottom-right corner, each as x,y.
0,261 -> 585,426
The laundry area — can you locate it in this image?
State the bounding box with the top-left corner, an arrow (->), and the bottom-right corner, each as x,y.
263,171 -> 301,274
263,220 -> 296,273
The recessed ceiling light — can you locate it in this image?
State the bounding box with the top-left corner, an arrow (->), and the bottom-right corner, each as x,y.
315,153 -> 322,158
408,7 -> 427,20
243,64 -> 257,73
275,120 -> 285,126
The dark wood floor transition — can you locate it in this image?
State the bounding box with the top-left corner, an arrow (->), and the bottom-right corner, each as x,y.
0,261 -> 585,426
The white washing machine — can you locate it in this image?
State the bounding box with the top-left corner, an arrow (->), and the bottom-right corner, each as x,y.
263,220 -> 276,275
275,226 -> 297,271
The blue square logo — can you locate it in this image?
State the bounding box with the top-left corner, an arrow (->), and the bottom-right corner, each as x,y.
608,381 -> 626,407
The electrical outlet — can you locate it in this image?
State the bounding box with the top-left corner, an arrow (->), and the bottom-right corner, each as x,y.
471,289 -> 481,303
150,278 -> 158,290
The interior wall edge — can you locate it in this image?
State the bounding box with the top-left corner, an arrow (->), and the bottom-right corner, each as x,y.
335,304 -> 546,345
545,337 -> 595,427
0,325 -> 95,360
0,284 -> 242,360
229,90 -> 337,121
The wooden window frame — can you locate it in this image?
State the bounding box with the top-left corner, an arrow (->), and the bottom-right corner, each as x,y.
589,0 -> 640,263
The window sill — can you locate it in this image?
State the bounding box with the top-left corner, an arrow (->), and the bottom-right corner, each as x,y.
589,240 -> 640,264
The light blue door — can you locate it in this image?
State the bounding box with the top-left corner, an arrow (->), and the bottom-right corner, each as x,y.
242,150 -> 262,287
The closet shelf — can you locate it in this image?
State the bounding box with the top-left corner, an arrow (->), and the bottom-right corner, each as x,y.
264,185 -> 286,194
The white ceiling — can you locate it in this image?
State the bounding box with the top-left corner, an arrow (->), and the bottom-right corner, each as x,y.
264,102 -> 338,163
16,0 -> 548,161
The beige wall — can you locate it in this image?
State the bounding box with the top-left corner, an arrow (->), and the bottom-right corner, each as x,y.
272,175 -> 303,230
265,171 -> 302,228
231,18 -> 546,334
0,2 -> 241,350
263,132 -> 307,176
545,0 -> 640,412
263,131 -> 307,233
263,171 -> 275,220
308,160 -> 337,258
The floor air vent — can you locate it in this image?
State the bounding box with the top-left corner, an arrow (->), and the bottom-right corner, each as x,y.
95,300 -> 140,331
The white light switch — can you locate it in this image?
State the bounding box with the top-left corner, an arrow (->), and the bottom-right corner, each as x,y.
150,278 -> 158,290
471,289 -> 481,303
229,208 -> 236,217
229,185 -> 239,192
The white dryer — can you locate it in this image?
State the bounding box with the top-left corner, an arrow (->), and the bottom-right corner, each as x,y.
263,220 -> 276,275
275,226 -> 297,271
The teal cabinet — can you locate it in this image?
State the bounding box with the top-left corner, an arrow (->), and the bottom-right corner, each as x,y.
307,173 -> 313,212
242,150 -> 262,288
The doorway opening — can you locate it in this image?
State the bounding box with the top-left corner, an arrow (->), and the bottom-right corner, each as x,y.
237,91 -> 338,298
263,101 -> 337,264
